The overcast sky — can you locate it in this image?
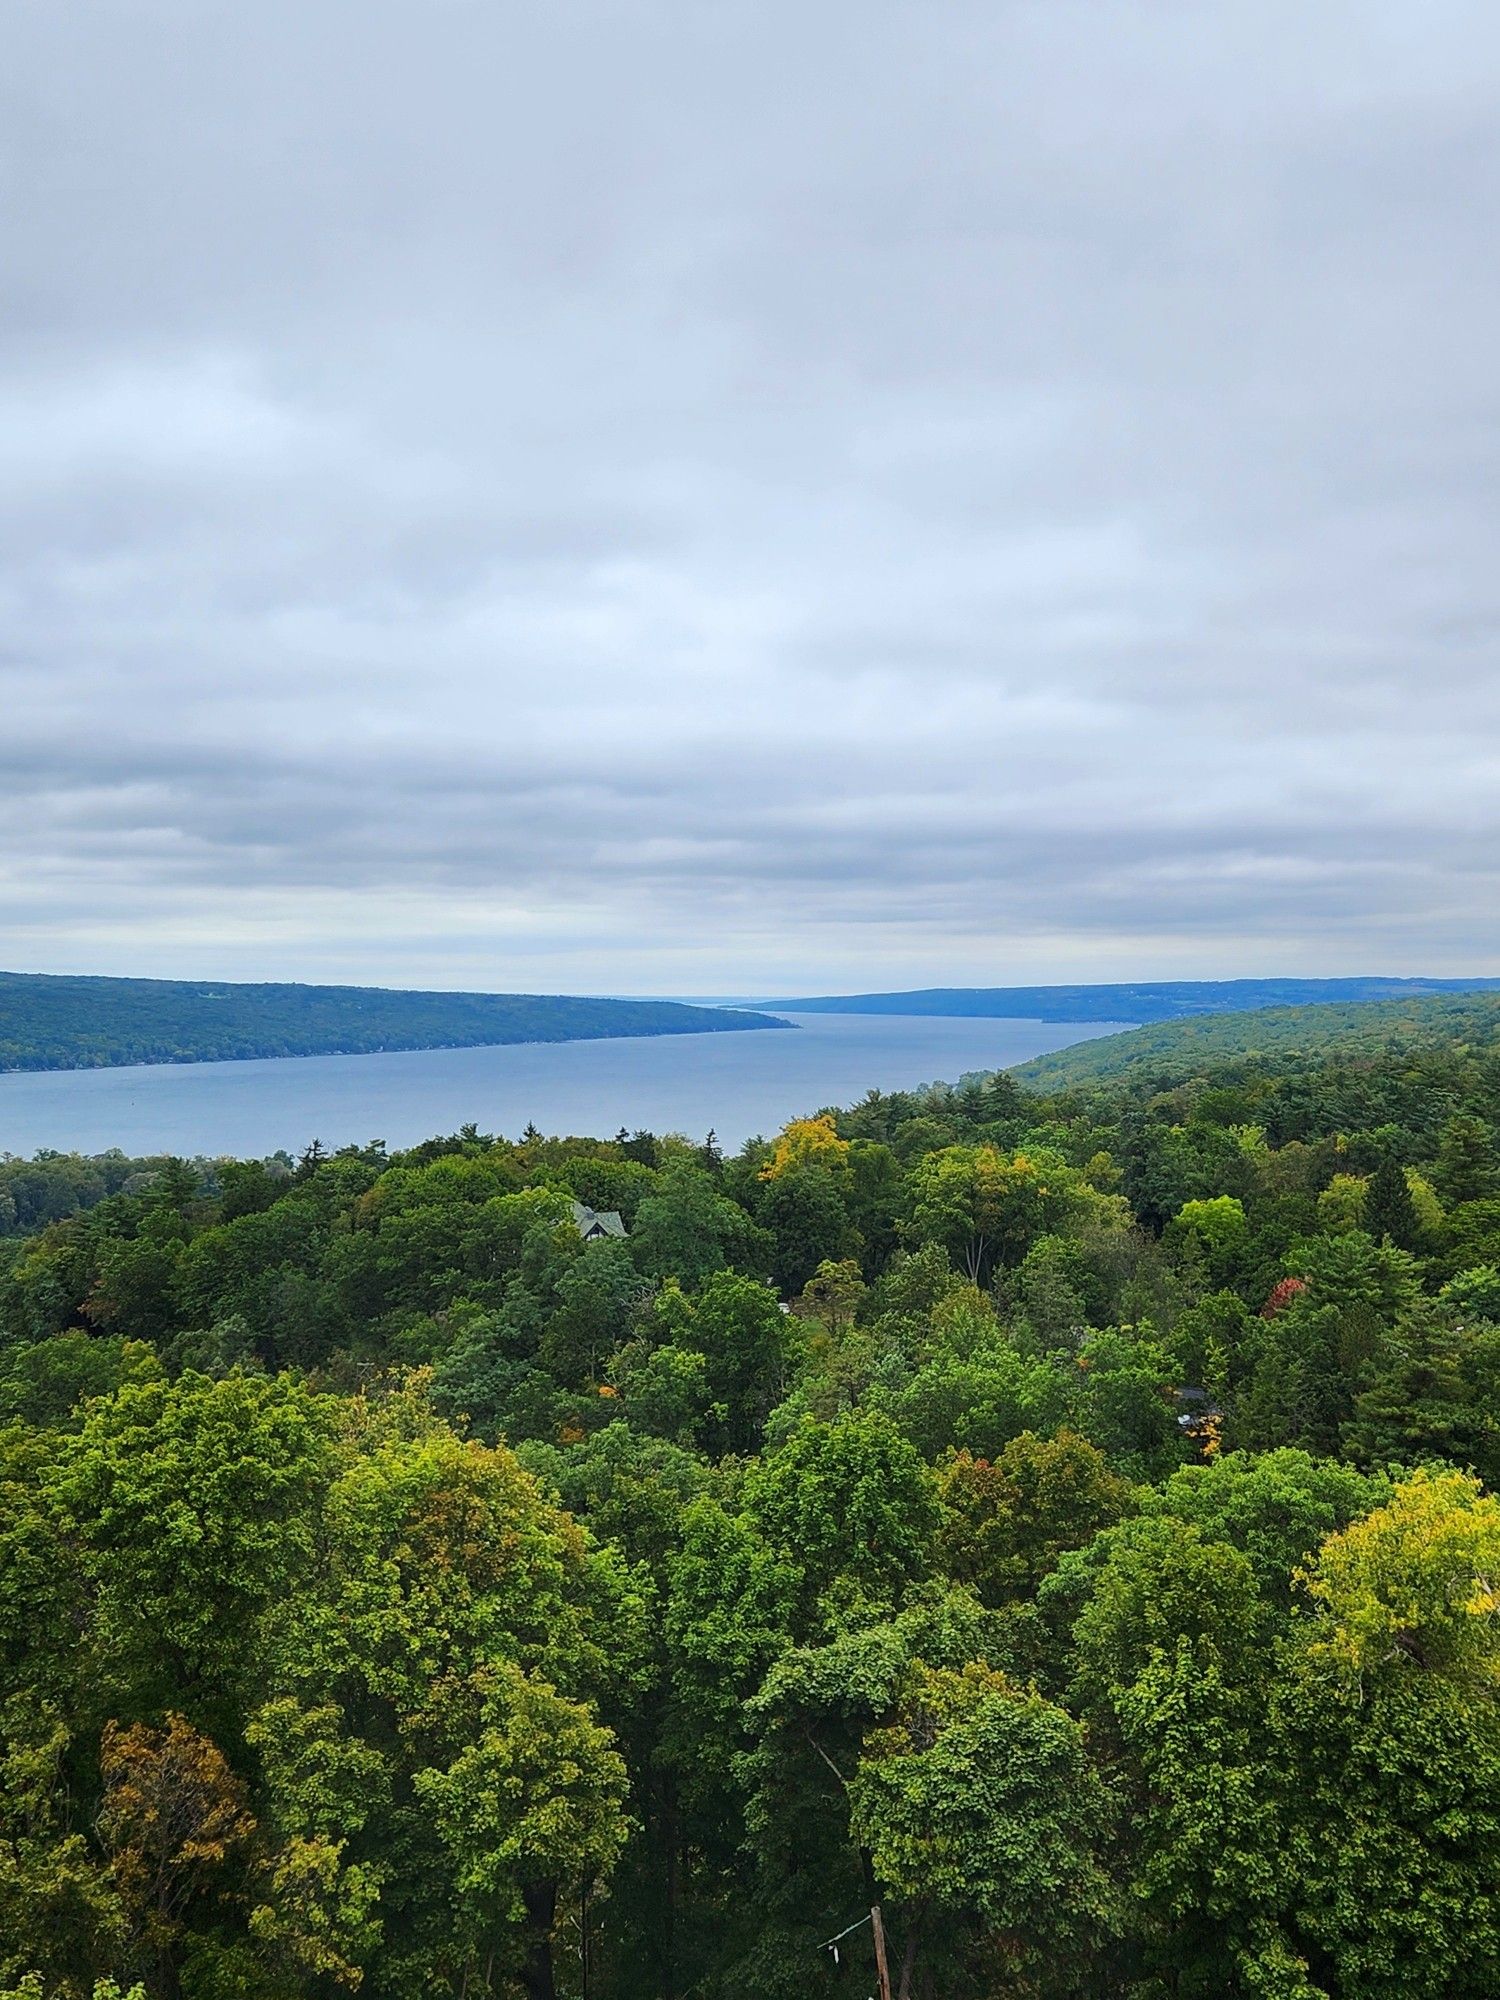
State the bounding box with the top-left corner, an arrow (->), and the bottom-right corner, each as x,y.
3,1 -> 1498,995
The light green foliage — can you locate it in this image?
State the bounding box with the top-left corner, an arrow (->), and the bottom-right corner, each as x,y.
906,1145 -> 1081,1282
1172,1195 -> 1250,1283
55,1371 -> 338,1720
1151,1449 -> 1388,1608
244,1699 -> 388,1988
606,1336 -> 712,1445
1442,1264 -> 1500,1320
0,1695 -> 125,1992
413,1663 -> 629,1962
1317,1173 -> 1368,1235
1299,1466 -> 1500,1680
1272,1652 -> 1500,1999
1290,1230 -> 1421,1319
1071,1515 -> 1269,1715
1434,1114 -> 1500,1207
663,1497 -> 800,1797
1248,1468 -> 1500,1997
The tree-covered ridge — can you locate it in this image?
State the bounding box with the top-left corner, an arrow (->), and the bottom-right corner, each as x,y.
0,972 -> 783,1073
1011,987 -> 1500,1092
774,975 -> 1500,1022
3,1023 -> 1500,1997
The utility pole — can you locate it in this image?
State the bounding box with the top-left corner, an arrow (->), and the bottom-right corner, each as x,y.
870,1904 -> 893,2000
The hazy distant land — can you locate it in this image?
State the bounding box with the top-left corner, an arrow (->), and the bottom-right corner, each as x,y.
772,976 -> 1500,1022
0,971 -> 784,1074
11,969 -> 1500,1078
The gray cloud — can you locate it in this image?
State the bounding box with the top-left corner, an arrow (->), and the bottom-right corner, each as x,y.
2,0 -> 1498,990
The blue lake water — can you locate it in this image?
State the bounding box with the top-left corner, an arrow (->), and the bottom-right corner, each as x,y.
0,1013 -> 1131,1159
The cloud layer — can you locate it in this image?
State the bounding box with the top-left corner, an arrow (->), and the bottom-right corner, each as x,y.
4,0 -> 1498,990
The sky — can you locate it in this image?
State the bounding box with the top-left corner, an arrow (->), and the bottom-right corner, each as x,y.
3,0 -> 1498,997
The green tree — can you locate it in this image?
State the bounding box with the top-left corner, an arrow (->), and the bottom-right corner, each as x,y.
538,1239 -> 647,1387
937,1430 -> 1133,1605
244,1697 -> 389,1991
907,1147 -> 1077,1284
746,1412 -> 939,1619
662,1496 -> 800,1803
1067,1517 -> 1285,1994
412,1663 -> 630,2000
0,1695 -> 125,1994
850,1662 -> 1119,1996
54,1372 -> 338,1727
757,1164 -> 856,1296
1433,1114 -> 1500,1208
1364,1158 -> 1422,1252
1171,1196 -> 1250,1285
629,1162 -> 771,1287
671,1270 -> 799,1454
1271,1470 -> 1500,1997
1151,1448 -> 1386,1610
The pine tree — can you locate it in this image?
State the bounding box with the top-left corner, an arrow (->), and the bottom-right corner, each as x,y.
1365,1157 -> 1421,1250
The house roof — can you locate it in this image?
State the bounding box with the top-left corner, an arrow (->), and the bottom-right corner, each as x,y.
569,1200 -> 627,1239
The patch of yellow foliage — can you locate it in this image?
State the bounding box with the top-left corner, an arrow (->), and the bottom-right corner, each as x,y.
758,1115 -> 851,1181
1300,1467 -> 1500,1681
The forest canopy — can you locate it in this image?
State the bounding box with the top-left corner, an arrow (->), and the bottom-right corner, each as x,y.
3,997 -> 1500,1998
1012,987 -> 1500,1091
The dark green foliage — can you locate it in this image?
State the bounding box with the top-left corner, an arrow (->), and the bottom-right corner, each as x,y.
3,999 -> 1500,1997
1364,1156 -> 1423,1250
1014,988 -> 1500,1091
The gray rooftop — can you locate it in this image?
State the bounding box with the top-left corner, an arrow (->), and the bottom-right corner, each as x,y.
570,1200 -> 627,1239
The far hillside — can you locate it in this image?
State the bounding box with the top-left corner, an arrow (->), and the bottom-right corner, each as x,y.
772,975 -> 1500,1022
1009,988 -> 1500,1092
0,971 -> 783,1074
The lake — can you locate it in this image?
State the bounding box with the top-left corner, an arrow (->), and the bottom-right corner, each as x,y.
0,1012 -> 1131,1159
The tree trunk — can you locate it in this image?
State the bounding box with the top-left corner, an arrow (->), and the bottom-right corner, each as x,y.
519,1882 -> 557,2000
663,1776 -> 679,2000
897,1925 -> 919,2000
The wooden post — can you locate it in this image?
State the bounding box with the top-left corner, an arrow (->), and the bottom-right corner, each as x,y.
870,1903 -> 893,2000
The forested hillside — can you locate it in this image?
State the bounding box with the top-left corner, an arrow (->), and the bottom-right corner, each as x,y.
775,975 -> 1500,1022
1012,988 -> 1500,1091
3,1014 -> 1500,1998
0,972 -> 781,1072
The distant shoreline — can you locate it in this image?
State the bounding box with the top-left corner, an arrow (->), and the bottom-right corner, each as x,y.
0,1018 -> 796,1080
0,970 -> 786,1075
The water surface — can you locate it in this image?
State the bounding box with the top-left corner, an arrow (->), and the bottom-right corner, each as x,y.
0,1013 -> 1130,1158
